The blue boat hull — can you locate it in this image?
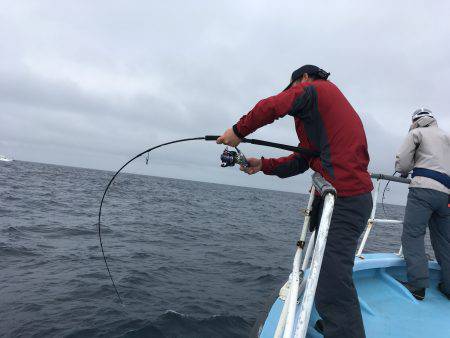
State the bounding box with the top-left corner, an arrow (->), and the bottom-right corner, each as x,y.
259,253 -> 449,338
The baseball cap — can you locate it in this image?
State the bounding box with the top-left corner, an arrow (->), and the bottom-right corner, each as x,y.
284,65 -> 330,91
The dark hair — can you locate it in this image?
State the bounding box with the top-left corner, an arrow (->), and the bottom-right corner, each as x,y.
306,73 -> 320,80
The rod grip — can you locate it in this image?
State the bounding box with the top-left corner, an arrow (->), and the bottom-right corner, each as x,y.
204,135 -> 220,141
204,135 -> 319,157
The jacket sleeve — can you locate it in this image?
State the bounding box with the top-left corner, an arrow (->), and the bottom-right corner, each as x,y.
261,153 -> 310,178
233,88 -> 303,138
395,131 -> 421,174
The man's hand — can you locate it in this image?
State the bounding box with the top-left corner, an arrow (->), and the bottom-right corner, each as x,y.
240,157 -> 262,175
216,128 -> 241,147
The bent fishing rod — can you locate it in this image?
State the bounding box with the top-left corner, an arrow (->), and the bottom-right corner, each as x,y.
97,135 -> 319,304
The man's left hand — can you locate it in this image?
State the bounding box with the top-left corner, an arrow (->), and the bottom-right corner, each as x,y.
216,128 -> 241,147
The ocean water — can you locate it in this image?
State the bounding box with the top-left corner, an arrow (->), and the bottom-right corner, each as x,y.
0,160 -> 432,338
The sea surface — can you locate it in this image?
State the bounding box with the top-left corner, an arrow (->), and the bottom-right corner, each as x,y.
0,160 -> 433,338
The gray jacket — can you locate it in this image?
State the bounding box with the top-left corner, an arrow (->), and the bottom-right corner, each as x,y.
395,116 -> 450,194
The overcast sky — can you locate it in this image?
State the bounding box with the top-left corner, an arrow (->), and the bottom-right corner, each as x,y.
1,1 -> 449,204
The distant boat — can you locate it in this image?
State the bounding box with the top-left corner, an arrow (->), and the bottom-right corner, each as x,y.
0,155 -> 13,162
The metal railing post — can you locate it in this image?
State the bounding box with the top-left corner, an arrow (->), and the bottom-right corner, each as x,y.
357,174 -> 411,258
290,173 -> 336,338
301,230 -> 315,272
294,193 -> 335,338
357,179 -> 381,257
280,186 -> 316,338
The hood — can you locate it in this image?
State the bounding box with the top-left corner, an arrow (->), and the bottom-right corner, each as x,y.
409,116 -> 438,131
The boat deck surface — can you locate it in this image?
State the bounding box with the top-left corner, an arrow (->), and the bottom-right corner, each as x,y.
260,253 -> 450,338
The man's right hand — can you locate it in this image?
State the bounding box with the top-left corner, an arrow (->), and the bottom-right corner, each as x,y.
240,157 -> 262,175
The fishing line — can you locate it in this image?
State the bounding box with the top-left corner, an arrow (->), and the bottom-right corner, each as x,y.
98,137 -> 204,304
97,135 -> 318,304
381,171 -> 398,218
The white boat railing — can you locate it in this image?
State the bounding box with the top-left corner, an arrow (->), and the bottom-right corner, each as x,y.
356,173 -> 411,258
273,172 -> 410,338
278,185 -> 316,338
275,173 -> 336,338
294,191 -> 335,338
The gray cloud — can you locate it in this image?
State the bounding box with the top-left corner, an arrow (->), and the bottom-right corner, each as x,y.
1,1 -> 449,204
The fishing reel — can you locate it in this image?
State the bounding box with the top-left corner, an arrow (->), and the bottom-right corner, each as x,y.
220,147 -> 249,168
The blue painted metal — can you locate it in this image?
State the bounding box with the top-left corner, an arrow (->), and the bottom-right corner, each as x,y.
259,253 -> 449,338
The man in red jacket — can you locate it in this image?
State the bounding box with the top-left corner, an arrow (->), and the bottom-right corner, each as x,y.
217,65 -> 373,338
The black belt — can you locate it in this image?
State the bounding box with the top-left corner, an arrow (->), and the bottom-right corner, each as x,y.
412,167 -> 450,189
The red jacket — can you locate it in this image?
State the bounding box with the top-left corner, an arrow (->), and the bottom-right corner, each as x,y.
233,80 -> 373,197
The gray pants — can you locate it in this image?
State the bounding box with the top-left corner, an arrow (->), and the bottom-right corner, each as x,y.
315,192 -> 372,338
402,188 -> 450,292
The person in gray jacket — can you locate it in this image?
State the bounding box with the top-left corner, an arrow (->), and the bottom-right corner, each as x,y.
395,108 -> 450,300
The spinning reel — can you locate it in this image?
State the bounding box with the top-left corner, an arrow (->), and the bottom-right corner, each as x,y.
220,147 -> 249,168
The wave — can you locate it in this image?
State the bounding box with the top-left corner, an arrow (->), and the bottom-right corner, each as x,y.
0,243 -> 40,257
120,310 -> 252,338
255,273 -> 278,283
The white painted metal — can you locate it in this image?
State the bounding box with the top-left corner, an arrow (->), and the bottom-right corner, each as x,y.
283,245 -> 303,338
280,187 -> 316,338
278,231 -> 313,336
274,277 -> 292,338
294,194 -> 335,338
356,219 -> 373,257
357,180 -> 380,257
298,278 -> 307,296
298,186 -> 316,249
301,230 -> 315,272
372,219 -> 403,224
279,278 -> 291,301
357,179 -> 406,257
